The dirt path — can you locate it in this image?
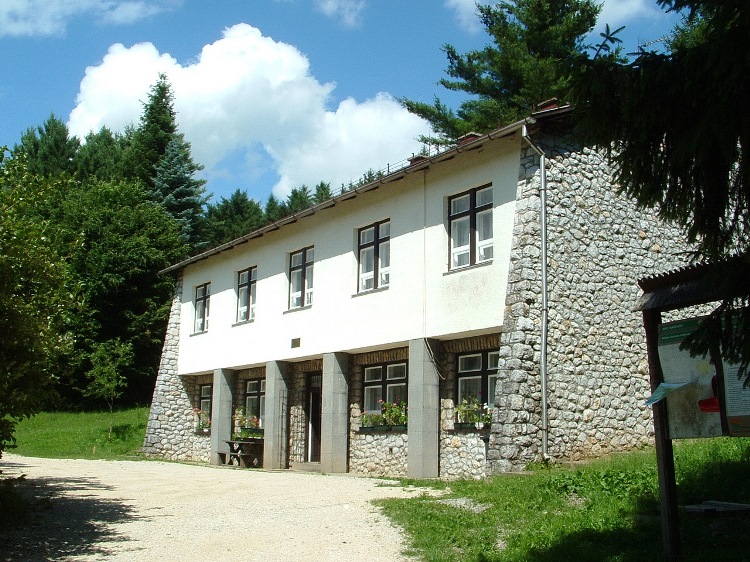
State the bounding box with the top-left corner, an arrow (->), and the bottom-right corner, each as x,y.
0,454 -> 422,561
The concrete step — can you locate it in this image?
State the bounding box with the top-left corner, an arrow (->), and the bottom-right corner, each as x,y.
292,462 -> 322,472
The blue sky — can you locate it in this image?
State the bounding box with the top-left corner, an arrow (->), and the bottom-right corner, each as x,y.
0,0 -> 681,204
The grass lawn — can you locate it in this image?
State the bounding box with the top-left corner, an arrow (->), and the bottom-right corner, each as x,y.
377,438 -> 750,561
8,407 -> 150,460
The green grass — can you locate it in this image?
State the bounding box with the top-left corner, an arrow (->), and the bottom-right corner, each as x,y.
9,407 -> 150,460
378,438 -> 750,562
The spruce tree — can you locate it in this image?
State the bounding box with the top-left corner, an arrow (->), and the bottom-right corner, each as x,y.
152,136 -> 208,250
125,73 -> 178,186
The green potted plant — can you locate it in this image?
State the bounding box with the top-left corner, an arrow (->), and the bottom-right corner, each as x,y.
454,397 -> 492,430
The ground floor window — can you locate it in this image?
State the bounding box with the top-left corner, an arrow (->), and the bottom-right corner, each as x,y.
363,362 -> 407,413
245,379 -> 266,427
456,351 -> 499,405
194,384 -> 212,432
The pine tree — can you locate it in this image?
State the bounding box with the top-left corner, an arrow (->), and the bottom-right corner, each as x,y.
400,0 -> 600,142
125,73 -> 178,186
313,181 -> 333,203
151,136 -> 209,250
13,114 -> 80,177
286,185 -> 313,214
264,194 -> 288,223
199,189 -> 265,246
74,127 -> 127,181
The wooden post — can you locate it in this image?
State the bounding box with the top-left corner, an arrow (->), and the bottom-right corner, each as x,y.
643,309 -> 680,561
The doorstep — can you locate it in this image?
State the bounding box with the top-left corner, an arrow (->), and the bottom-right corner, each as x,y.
291,462 -> 321,473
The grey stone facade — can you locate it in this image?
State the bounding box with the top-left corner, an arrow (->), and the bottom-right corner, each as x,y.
143,275 -> 212,462
489,136 -> 692,472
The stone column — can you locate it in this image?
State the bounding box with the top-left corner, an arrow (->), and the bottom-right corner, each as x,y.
210,368 -> 234,465
407,338 -> 440,478
321,352 -> 350,473
264,360 -> 290,469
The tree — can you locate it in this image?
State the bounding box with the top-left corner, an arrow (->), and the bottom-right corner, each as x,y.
82,339 -> 133,440
400,0 -> 600,143
50,179 -> 187,405
264,194 -> 288,223
124,73 -> 178,186
568,0 -> 749,381
152,135 -> 209,250
74,126 -> 128,182
313,181 -> 333,204
13,114 -> 79,177
286,185 -> 313,214
199,189 -> 265,247
0,151 -> 73,455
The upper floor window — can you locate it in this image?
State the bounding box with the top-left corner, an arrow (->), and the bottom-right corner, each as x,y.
358,220 -> 390,292
289,247 -> 314,309
363,362 -> 408,414
456,350 -> 499,406
237,267 -> 257,322
194,282 -> 210,332
449,185 -> 493,269
245,379 -> 266,427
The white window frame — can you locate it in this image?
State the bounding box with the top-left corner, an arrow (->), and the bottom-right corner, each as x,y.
449,185 -> 493,270
358,220 -> 390,292
194,282 -> 210,333
289,247 -> 314,309
237,267 -> 257,322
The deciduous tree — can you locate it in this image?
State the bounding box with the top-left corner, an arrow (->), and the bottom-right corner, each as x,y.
0,151 -> 73,455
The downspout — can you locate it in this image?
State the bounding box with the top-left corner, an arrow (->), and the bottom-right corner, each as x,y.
521,125 -> 550,461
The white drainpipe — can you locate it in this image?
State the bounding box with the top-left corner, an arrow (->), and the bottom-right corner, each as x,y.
522,125 -> 550,461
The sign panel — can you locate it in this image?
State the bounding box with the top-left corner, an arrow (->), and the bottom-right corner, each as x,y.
723,358 -> 750,436
657,318 -> 722,439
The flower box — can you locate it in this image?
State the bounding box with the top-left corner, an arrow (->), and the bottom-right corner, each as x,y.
453,422 -> 489,431
358,424 -> 407,433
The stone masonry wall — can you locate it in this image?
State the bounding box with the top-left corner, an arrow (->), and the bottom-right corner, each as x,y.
489,135 -> 694,472
143,275 -> 212,462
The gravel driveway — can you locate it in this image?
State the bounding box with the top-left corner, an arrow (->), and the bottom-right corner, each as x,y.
0,454 -> 422,561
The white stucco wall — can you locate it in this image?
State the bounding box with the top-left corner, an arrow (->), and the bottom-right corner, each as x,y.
177,135 -> 521,375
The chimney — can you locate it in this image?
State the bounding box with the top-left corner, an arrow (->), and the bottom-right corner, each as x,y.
456,132 -> 481,146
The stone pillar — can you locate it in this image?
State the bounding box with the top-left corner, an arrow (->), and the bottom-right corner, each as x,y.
321,352 -> 350,473
210,368 -> 234,465
264,360 -> 290,469
407,338 -> 440,478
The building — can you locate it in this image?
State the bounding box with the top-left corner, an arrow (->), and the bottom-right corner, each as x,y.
143,106 -> 692,478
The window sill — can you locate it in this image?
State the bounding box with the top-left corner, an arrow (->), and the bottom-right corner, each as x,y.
232,319 -> 255,327
284,304 -> 312,315
190,330 -> 208,337
352,285 -> 389,298
444,259 -> 493,276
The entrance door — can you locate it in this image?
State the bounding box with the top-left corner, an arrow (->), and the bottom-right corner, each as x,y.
306,372 -> 322,462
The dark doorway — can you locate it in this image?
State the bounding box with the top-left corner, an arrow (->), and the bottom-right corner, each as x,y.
306,372 -> 322,462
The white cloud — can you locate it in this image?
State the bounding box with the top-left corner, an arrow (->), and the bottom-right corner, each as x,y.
68,23 -> 431,198
315,0 -> 366,28
598,0 -> 664,27
0,0 -> 179,37
444,0 -> 481,34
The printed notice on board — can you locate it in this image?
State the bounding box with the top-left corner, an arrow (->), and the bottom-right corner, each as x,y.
723,359 -> 750,437
657,318 -> 722,439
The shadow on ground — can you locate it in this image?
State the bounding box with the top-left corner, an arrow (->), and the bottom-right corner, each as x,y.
0,459 -> 146,561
